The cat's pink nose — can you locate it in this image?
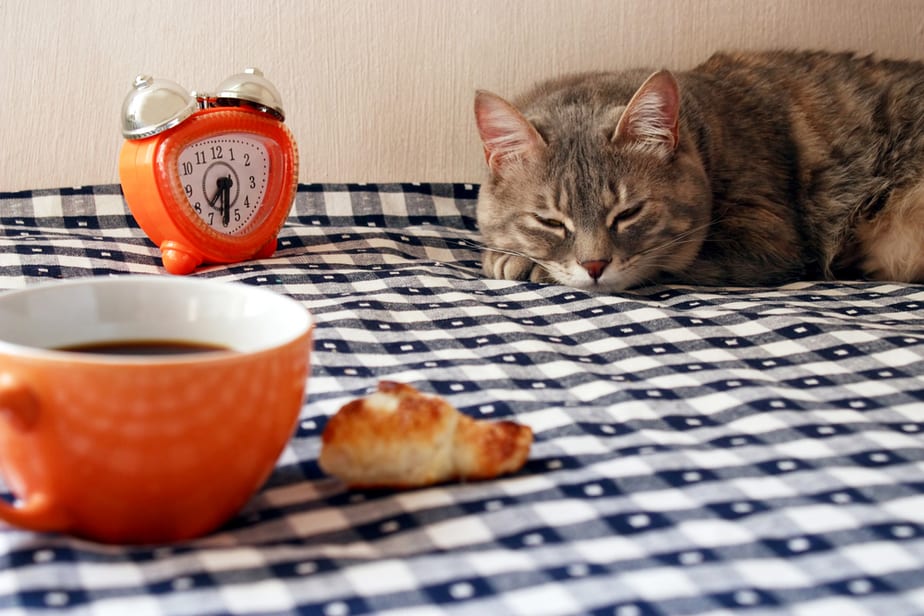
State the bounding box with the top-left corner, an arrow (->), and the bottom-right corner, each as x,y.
580,259 -> 611,281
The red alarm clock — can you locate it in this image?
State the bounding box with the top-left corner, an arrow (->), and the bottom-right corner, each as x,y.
119,69 -> 298,274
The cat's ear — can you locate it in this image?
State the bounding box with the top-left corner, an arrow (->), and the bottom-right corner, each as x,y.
613,70 -> 680,157
475,90 -> 546,175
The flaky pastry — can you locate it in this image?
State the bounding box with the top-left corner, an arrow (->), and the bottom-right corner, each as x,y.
318,381 -> 533,488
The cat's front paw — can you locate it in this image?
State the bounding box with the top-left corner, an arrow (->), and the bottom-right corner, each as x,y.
483,252 -> 545,282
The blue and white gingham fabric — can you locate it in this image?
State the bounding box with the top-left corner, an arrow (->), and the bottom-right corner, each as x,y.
0,183 -> 922,615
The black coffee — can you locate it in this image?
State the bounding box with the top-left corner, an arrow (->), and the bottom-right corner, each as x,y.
57,340 -> 230,356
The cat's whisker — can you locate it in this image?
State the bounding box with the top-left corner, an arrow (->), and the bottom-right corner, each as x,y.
462,239 -> 526,258
636,222 -> 713,258
479,243 -> 554,267
454,238 -> 492,251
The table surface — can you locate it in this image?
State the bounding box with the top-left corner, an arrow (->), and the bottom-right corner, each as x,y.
0,183 -> 922,615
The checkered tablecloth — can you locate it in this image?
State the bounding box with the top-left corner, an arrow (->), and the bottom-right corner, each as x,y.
0,183 -> 923,615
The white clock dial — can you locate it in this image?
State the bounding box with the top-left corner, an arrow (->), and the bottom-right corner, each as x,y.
177,134 -> 269,235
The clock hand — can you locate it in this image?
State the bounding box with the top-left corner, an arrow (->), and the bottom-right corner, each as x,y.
206,185 -> 222,212
205,176 -> 234,225
219,176 -> 232,226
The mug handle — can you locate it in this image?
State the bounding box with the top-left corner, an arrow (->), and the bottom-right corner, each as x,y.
0,373 -> 69,532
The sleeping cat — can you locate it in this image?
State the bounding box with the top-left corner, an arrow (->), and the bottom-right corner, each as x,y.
474,50 -> 924,291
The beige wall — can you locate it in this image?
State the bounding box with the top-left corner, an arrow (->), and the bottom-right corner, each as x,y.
2,0 -> 923,191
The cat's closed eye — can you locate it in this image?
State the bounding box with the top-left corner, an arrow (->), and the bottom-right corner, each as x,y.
612,202 -> 645,229
533,213 -> 566,231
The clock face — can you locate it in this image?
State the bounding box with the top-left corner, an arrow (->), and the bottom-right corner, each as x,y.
177,133 -> 270,235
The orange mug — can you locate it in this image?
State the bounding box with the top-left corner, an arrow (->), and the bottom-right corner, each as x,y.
0,276 -> 314,544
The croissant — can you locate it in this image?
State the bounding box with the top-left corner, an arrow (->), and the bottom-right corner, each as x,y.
318,381 -> 533,488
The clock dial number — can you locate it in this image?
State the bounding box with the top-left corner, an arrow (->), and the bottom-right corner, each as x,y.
177,134 -> 270,235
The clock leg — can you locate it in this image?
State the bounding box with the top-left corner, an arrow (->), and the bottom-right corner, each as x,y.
255,237 -> 278,259
160,241 -> 202,275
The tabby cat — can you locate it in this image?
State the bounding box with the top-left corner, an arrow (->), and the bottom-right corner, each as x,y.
474,50 -> 924,291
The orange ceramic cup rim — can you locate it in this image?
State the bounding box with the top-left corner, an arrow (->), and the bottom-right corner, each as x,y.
0,275 -> 314,544
0,275 -> 313,362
